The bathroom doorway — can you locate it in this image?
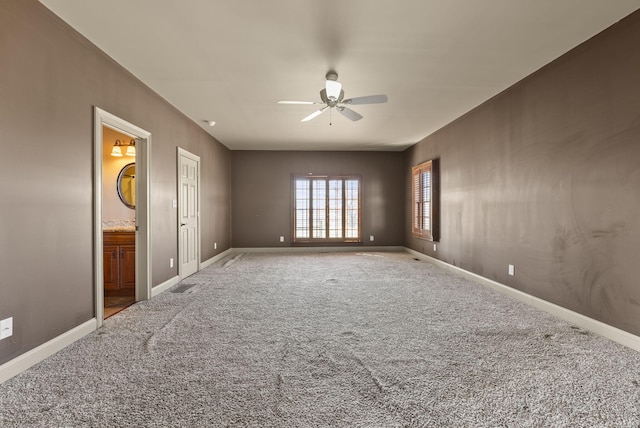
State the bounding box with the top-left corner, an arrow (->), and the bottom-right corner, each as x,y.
102,127 -> 136,317
94,107 -> 151,327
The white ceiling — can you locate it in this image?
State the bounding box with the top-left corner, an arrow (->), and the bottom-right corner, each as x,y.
40,1 -> 639,151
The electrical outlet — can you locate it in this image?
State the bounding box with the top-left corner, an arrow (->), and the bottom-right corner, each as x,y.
369,235 -> 374,242
508,264 -> 515,276
214,242 -> 217,250
170,258 -> 174,268
279,236 -> 285,243
0,317 -> 13,340
433,244 -> 437,251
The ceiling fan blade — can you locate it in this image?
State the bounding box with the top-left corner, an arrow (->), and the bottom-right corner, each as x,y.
338,107 -> 363,121
278,100 -> 321,105
342,94 -> 388,105
301,106 -> 328,122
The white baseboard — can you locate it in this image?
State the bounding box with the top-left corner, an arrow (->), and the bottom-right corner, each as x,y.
200,248 -> 234,269
0,318 -> 96,384
151,275 -> 180,298
151,249 -> 235,298
405,248 -> 640,353
235,246 -> 405,253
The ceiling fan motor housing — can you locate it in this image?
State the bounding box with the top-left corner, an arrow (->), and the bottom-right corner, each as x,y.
325,71 -> 338,81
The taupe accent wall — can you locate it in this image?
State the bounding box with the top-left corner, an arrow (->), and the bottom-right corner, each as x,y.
0,1 -> 231,365
404,10 -> 640,335
231,151 -> 404,247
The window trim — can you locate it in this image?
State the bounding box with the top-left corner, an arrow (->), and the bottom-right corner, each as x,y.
411,159 -> 439,241
291,174 -> 362,244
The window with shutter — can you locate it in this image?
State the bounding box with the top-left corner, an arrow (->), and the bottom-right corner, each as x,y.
293,175 -> 361,243
412,160 -> 439,241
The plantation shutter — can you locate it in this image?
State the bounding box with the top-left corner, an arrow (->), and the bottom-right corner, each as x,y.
411,160 -> 433,240
412,167 -> 421,235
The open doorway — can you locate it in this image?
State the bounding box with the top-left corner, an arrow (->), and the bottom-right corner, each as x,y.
94,107 -> 151,328
102,127 -> 136,317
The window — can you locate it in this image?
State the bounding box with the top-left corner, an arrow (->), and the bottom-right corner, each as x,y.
412,160 -> 439,241
294,175 -> 361,242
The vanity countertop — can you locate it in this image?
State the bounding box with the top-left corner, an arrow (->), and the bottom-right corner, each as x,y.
103,226 -> 135,232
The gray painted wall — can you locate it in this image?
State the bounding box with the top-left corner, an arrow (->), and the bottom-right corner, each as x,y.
404,10 -> 640,335
0,1 -> 231,365
231,151 -> 404,247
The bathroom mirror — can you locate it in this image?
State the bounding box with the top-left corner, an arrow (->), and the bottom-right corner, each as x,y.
117,163 -> 136,209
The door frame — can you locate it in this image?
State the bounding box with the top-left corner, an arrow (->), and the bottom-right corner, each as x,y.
177,147 -> 201,279
94,107 -> 151,327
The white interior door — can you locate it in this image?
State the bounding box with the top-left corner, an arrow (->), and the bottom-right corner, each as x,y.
178,148 -> 200,278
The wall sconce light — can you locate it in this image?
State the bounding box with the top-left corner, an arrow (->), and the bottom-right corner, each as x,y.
111,139 -> 136,157
111,139 -> 123,157
125,139 -> 136,157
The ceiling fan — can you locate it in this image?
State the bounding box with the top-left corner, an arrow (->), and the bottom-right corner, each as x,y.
278,71 -> 388,123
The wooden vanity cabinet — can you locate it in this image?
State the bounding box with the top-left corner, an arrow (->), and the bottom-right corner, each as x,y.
103,232 -> 135,296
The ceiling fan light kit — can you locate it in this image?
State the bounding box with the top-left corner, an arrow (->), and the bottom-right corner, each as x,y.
278,71 -> 387,123
324,71 -> 342,100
